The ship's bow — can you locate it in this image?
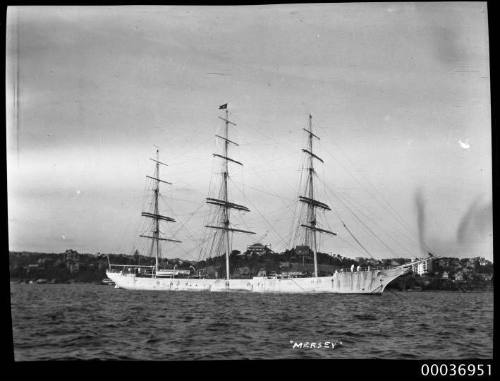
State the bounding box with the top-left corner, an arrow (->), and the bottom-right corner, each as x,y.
373,266 -> 410,294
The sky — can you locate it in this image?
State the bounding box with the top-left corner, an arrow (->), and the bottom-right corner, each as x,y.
6,3 -> 492,261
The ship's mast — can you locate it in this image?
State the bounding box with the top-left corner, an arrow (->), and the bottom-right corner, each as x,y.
222,108 -> 231,281
206,104 -> 255,281
140,149 -> 181,277
154,149 -> 160,274
299,114 -> 336,277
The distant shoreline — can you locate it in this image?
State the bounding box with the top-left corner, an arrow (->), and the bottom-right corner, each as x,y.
9,250 -> 493,292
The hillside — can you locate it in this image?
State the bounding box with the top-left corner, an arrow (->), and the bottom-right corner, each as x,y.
9,249 -> 493,291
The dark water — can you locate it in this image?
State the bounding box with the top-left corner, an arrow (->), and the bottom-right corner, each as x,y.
10,284 -> 493,360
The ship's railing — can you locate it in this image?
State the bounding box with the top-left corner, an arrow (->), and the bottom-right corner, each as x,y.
334,258 -> 435,273
107,264 -> 196,277
108,264 -> 154,269
333,266 -> 396,273
107,264 -> 155,275
259,266 -> 399,278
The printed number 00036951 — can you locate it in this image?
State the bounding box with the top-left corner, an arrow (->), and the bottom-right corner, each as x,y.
421,363 -> 491,377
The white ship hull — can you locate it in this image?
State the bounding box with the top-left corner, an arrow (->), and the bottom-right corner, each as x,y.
106,266 -> 409,294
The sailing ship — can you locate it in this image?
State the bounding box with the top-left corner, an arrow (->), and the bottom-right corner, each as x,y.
107,105 -> 429,293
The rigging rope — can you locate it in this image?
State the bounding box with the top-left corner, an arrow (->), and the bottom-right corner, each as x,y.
340,220 -> 374,259
289,154 -> 308,248
318,174 -> 415,258
321,139 -> 428,253
229,177 -> 289,248
338,191 -> 414,257
333,192 -> 398,257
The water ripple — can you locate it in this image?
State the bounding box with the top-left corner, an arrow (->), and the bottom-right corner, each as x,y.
10,284 -> 493,360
